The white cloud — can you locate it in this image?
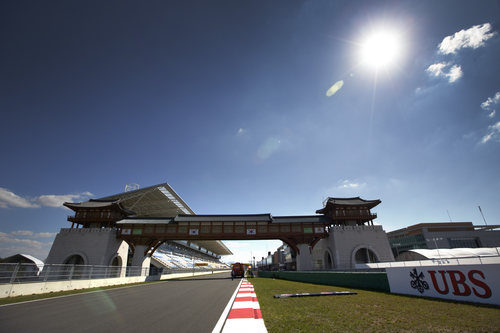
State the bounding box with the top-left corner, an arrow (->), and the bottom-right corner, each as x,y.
0,187 -> 92,209
35,232 -> 57,238
446,64 -> 463,82
37,194 -> 90,207
423,23 -> 496,87
9,230 -> 56,238
236,128 -> 247,136
481,91 -> 500,109
336,179 -> 367,190
0,188 -> 40,208
426,62 -> 448,77
11,230 -> 34,236
481,91 -> 500,118
0,231 -> 56,259
257,137 -> 281,160
481,121 -> 500,144
426,62 -> 462,83
438,23 -> 496,55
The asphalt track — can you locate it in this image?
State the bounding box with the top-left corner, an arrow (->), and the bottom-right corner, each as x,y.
0,272 -> 240,333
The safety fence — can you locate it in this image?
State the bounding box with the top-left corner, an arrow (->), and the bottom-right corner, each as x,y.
0,263 -> 227,285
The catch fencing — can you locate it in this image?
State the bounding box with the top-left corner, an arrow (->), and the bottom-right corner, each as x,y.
0,263 -> 227,285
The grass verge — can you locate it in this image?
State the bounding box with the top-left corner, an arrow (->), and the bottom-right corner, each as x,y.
250,277 -> 500,332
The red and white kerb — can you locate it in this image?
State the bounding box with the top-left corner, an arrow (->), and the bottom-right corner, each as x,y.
221,279 -> 267,332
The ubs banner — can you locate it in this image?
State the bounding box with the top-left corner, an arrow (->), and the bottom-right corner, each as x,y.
386,264 -> 500,305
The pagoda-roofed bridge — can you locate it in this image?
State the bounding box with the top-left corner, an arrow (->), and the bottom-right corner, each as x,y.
116,214 -> 335,257
63,190 -> 380,270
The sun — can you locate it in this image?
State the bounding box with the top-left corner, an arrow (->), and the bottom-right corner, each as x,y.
360,29 -> 402,70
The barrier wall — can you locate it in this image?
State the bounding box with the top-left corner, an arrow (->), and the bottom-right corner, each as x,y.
0,270 -> 230,299
386,264 -> 500,305
257,271 -> 390,292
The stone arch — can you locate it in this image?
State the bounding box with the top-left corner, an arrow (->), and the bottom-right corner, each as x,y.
110,255 -> 122,267
351,244 -> 380,267
324,248 -> 334,270
62,253 -> 87,279
63,253 -> 87,265
108,255 -> 124,277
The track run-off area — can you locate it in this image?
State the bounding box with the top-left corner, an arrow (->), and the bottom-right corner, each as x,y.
0,272 -> 240,333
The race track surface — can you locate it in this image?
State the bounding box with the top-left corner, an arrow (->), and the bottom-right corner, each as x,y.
0,272 -> 239,333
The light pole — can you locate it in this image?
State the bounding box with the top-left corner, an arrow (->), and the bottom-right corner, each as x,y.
393,243 -> 401,258
426,237 -> 443,262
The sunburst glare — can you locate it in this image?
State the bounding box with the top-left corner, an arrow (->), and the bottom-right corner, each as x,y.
360,29 -> 403,70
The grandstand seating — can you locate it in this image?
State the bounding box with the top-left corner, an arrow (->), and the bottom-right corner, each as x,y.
151,241 -> 229,270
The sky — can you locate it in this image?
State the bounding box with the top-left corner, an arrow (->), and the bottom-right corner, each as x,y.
1,0 -> 499,263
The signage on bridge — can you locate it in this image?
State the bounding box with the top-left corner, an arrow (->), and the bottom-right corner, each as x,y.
246,228 -> 256,235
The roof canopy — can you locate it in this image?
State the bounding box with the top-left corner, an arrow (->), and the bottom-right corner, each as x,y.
65,182 -> 231,256
97,182 -> 195,217
399,248 -> 500,260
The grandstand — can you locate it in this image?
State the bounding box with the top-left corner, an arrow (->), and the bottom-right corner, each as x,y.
151,241 -> 229,270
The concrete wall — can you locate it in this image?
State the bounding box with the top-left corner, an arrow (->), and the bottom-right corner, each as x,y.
258,270 -> 390,292
0,270 -> 230,299
45,228 -> 129,271
311,225 -> 394,269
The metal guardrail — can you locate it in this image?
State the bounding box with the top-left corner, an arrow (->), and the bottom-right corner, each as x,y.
0,263 -> 228,285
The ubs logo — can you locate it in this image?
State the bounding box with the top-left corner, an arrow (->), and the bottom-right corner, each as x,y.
410,268 -> 429,293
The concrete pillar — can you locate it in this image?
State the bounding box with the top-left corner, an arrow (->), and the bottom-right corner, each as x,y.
296,243 -> 313,271
131,245 -> 151,276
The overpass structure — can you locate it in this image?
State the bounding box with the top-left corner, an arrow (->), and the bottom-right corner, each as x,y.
116,214 -> 331,269
46,182 -> 394,271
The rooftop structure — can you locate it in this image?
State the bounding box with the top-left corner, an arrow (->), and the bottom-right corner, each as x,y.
316,197 -> 381,226
63,182 -> 231,256
50,182 -> 392,271
387,222 -> 500,257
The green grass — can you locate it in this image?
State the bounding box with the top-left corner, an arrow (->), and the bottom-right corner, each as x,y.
250,277 -> 500,333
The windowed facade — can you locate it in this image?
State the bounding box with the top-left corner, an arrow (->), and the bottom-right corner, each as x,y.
448,237 -> 481,248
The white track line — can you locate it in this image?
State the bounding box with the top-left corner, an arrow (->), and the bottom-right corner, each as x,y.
211,279 -> 243,333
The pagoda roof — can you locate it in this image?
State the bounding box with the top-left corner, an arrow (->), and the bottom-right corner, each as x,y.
64,199 -> 135,215
316,197 -> 381,214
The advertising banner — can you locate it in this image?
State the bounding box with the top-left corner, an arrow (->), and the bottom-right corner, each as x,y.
386,264 -> 500,305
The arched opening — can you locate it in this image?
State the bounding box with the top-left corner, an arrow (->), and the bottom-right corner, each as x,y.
324,251 -> 333,270
63,254 -> 85,279
354,248 -> 378,264
109,256 -> 123,277
64,254 -> 85,265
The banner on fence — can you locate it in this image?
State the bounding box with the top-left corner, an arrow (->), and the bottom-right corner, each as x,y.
386,264 -> 500,305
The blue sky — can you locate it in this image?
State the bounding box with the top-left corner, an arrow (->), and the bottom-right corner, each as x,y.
1,1 -> 499,262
